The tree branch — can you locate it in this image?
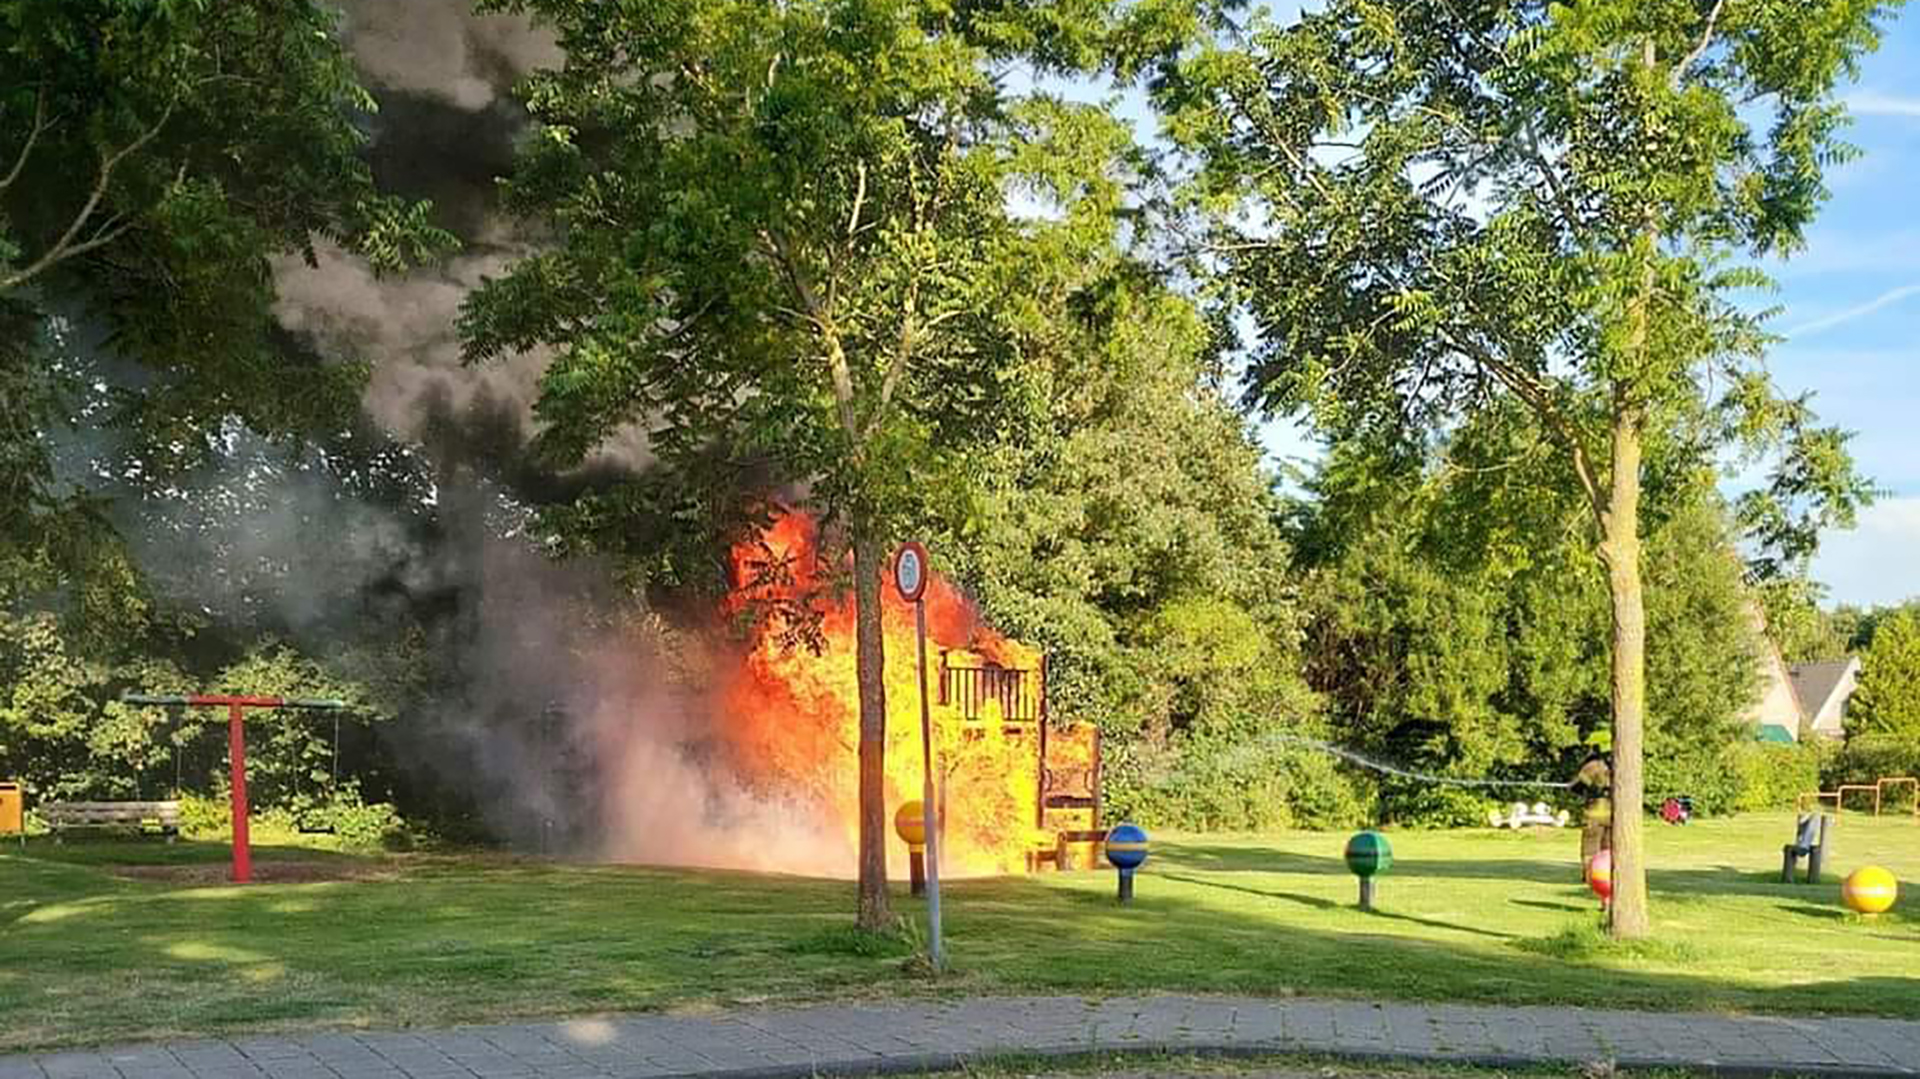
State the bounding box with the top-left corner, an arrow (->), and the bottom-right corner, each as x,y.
1522,119 -> 1582,231
1448,333 -> 1608,529
872,163 -> 929,438
1,85 -> 49,193
761,228 -> 862,443
846,160 -> 867,241
0,101 -> 174,293
1672,0 -> 1728,89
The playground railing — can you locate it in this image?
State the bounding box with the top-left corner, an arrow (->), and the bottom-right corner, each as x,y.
1798,776 -> 1920,817
1796,790 -> 1841,814
1875,776 -> 1919,817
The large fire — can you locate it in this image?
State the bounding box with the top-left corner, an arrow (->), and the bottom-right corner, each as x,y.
712,510 -> 1089,878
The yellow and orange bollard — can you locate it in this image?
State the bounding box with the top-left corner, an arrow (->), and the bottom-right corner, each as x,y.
895,800 -> 928,897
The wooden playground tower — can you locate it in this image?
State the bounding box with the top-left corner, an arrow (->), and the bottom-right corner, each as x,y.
935,649 -> 1107,870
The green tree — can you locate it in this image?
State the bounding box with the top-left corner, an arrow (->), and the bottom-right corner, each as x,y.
0,0 -> 450,407
463,0 -> 1122,930
1159,0 -> 1890,936
0,0 -> 450,647
1755,575 -> 1851,665
1853,609 -> 1920,739
1290,416 -> 1760,822
936,249 -> 1351,829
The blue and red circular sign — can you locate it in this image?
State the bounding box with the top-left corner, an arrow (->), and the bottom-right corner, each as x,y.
893,541 -> 929,603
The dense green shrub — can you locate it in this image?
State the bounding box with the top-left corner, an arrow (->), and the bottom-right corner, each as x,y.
1645,739 -> 1741,816
1727,742 -> 1823,813
1822,734 -> 1920,794
1641,739 -> 1821,818
295,793 -> 408,849
1105,732 -> 1369,831
176,792 -> 231,838
1382,783 -> 1509,829
177,786 -> 406,849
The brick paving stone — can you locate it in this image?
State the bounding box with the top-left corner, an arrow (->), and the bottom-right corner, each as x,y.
253,1064 -> 340,1079
34,1055 -> 119,1079
11,994 -> 1920,1078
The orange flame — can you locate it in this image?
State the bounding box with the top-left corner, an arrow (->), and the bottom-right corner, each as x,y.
717,510 -> 1047,877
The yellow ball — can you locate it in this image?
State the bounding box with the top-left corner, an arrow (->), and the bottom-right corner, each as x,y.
1842,865 -> 1899,915
893,800 -> 926,847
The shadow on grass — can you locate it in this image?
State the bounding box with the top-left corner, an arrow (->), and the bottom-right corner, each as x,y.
1510,898 -> 1590,914
1782,903 -> 1849,922
1162,839 -> 1888,903
1163,872 -> 1515,940
15,835 -> 364,868
1160,872 -> 1340,911
1362,906 -> 1518,940
1163,843 -> 1577,886
8,835 -> 1920,1054
965,872 -> 1920,1014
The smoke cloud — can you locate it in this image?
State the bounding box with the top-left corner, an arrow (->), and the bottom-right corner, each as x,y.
94,2 -> 868,875
272,0 -> 649,480
334,0 -> 561,113
101,418 -> 853,872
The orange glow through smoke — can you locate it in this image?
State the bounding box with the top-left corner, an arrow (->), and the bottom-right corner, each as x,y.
720,510 -> 1046,877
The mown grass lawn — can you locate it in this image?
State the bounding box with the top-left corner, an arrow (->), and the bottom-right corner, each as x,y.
2,812 -> 1916,1053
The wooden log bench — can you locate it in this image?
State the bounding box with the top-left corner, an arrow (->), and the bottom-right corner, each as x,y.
42,800 -> 180,842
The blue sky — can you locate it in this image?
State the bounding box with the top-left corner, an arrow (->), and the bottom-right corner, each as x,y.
1032,11 -> 1917,607
1235,14 -> 1920,609
1741,15 -> 1920,607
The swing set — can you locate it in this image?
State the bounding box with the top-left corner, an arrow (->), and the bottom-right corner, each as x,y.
122,693 -> 346,882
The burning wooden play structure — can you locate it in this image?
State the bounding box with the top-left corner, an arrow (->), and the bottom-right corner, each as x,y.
722,511 -> 1108,878
934,649 -> 1106,872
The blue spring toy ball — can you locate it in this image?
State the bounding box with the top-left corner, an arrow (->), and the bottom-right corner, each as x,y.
1105,823 -> 1149,870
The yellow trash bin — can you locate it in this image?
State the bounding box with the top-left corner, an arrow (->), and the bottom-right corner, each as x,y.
0,782 -> 22,837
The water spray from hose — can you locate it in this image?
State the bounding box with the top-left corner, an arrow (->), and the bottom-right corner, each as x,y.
1268,733 -> 1576,790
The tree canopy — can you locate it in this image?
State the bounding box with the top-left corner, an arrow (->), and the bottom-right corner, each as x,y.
0,1 -> 1904,939
1156,0 -> 1894,936
1854,608 -> 1920,740
1,0 -> 450,640
463,0 -> 1152,929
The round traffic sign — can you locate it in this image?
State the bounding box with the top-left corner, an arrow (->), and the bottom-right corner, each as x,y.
893,542 -> 929,603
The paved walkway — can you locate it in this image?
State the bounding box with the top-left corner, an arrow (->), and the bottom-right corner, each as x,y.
5,995 -> 1919,1079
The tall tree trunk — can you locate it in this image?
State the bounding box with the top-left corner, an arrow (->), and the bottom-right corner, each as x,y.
851,519 -> 892,932
1601,402 -> 1650,939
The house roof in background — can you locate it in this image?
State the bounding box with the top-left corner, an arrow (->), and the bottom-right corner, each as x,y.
1789,658 -> 1861,718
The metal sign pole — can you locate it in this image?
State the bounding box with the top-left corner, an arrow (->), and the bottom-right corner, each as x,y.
893,540 -> 943,972
915,595 -> 944,971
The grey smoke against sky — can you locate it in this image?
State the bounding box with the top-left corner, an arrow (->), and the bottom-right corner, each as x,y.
272,1 -> 650,477
335,0 -> 561,113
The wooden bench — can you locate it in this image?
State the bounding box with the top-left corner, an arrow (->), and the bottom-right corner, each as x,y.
42,800 -> 180,842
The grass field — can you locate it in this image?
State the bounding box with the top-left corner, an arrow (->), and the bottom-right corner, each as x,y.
3,812 -> 1917,1053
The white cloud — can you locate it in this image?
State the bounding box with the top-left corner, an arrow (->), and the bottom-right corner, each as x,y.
1813,496 -> 1920,607
1848,91 -> 1920,118
1784,282 -> 1920,338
